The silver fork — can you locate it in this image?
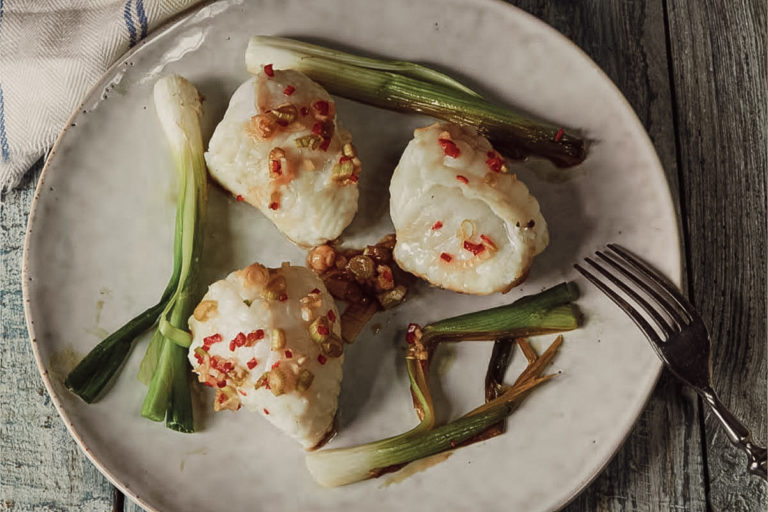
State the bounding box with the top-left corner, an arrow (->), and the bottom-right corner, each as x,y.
575,243 -> 767,480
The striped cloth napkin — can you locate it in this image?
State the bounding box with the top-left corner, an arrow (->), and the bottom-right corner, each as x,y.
0,0 -> 199,192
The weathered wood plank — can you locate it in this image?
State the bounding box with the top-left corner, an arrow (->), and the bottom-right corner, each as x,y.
508,1 -> 709,510
0,162 -> 116,512
666,0 -> 768,509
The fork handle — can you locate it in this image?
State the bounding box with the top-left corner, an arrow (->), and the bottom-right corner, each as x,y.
700,386 -> 767,479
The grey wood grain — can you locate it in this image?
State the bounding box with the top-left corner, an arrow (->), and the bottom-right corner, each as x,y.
509,1 -> 709,510
0,162 -> 116,511
665,0 -> 768,509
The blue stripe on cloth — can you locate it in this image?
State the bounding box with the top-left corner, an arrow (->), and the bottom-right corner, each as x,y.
136,0 -> 148,39
0,84 -> 10,162
123,0 -> 137,47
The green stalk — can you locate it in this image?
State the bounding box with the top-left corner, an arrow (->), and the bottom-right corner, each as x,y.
139,77 -> 207,432
246,36 -> 586,167
420,282 -> 581,343
306,286 -> 578,487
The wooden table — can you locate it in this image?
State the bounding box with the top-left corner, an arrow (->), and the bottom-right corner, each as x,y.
1,1 -> 765,510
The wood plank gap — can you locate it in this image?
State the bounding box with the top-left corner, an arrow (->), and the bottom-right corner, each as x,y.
661,1 -> 713,509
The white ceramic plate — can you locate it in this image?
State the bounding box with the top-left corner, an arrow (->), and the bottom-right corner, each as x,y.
23,1 -> 681,511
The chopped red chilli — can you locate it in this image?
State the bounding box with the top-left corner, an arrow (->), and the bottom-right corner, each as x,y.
317,325 -> 330,336
317,354 -> 327,365
247,358 -> 258,370
300,106 -> 309,116
271,361 -> 281,369
440,252 -> 453,262
438,138 -> 461,158
283,85 -> 295,95
431,220 -> 443,230
263,408 -> 270,415
463,240 -> 486,255
311,288 -> 321,294
480,234 -> 496,248
284,349 -> 293,358
269,201 -> 280,210
236,194 -> 244,201
406,323 -> 419,344
246,329 -> 264,345
264,64 -> 274,77
554,128 -> 564,142
485,152 -> 504,173
203,333 -> 222,347
327,309 -> 336,322
312,122 -> 323,135
319,138 -> 331,151
270,159 -> 282,175
313,100 -> 330,116
278,293 -> 288,302
456,175 -> 469,184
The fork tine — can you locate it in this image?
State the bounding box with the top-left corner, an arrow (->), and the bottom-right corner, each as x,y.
607,243 -> 694,322
584,256 -> 676,337
595,249 -> 687,329
574,263 -> 663,347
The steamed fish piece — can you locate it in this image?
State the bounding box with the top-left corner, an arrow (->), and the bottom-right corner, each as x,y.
205,67 -> 361,247
188,262 -> 344,449
389,122 -> 548,295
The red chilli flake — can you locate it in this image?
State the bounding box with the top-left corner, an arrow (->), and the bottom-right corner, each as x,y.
236,194 -> 244,201
327,310 -> 336,322
485,153 -> 504,173
456,175 -> 469,185
270,159 -> 282,175
264,64 -> 274,77
232,332 -> 246,347
278,293 -> 288,302
317,325 -> 330,336
203,333 -> 222,347
554,128 -> 564,142
217,380 -> 227,388
229,340 -> 236,351
263,408 -> 270,415
480,234 -> 496,248
438,138 -> 461,158
246,329 -> 264,344
239,389 -> 248,397
317,354 -> 327,365
440,252 -> 453,263
247,358 -> 258,369
269,201 -> 280,211
463,240 -> 486,255
271,361 -> 281,369
284,349 -> 293,359
406,323 -> 419,344
283,85 -> 295,96
312,122 -> 324,135
311,288 -> 321,294
194,353 -> 204,364
313,100 -> 330,116
431,220 -> 443,230
349,175 -> 358,183
300,106 -> 309,116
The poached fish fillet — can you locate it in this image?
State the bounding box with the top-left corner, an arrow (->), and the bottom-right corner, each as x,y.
188,262 -> 344,449
205,69 -> 361,247
390,122 -> 549,295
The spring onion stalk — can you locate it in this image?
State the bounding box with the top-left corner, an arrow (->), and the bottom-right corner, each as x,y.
245,36 -> 586,167
138,75 -> 207,433
305,285 -> 580,487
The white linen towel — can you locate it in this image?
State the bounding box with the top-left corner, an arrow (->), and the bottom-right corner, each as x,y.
0,0 -> 199,192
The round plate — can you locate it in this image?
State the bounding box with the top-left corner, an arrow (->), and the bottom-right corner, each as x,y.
23,1 -> 680,511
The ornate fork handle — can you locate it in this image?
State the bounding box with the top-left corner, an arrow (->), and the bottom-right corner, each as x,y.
699,386 -> 767,479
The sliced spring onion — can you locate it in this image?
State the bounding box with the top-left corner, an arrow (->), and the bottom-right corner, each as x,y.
245,36 -> 586,167
139,75 -> 207,432
305,284 -> 580,487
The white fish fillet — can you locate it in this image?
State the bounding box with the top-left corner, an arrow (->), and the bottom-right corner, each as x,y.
187,262 -> 343,449
390,122 -> 549,295
205,69 -> 360,247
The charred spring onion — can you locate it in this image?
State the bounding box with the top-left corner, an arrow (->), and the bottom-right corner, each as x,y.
305,283 -> 580,487
65,75 -> 207,433
245,36 -> 586,167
